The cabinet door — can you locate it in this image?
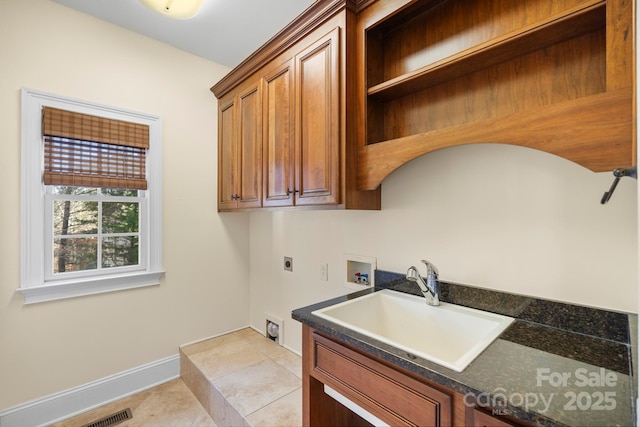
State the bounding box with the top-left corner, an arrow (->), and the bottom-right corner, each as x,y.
310,331 -> 452,426
263,60 -> 295,207
294,27 -> 340,206
218,97 -> 238,210
237,83 -> 262,209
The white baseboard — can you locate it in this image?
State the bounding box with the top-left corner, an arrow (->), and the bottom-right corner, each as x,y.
0,355 -> 180,427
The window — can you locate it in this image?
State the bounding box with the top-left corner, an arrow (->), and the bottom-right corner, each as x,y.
20,88 -> 163,304
46,187 -> 143,278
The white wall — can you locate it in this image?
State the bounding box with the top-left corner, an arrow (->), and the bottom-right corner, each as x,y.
250,144 -> 638,353
0,0 -> 250,410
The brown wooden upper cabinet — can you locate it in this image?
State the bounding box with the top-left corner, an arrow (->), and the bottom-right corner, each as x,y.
262,60 -> 295,208
263,29 -> 341,208
212,0 -> 634,211
212,0 -> 381,212
218,78 -> 262,210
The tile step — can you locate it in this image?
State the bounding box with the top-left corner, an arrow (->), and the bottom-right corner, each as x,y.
180,328 -> 303,427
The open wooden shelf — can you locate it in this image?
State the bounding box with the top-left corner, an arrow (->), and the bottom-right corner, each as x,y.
367,0 -> 605,100
358,89 -> 633,190
355,0 -> 633,190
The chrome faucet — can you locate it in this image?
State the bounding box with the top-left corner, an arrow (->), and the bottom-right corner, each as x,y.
406,260 -> 440,306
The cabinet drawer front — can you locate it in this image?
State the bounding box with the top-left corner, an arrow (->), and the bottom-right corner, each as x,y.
313,333 -> 451,426
471,408 -> 518,427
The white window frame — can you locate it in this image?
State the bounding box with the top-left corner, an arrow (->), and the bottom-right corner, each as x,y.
19,88 -> 164,304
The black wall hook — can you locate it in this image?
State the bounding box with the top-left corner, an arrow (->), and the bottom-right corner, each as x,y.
600,166 -> 637,204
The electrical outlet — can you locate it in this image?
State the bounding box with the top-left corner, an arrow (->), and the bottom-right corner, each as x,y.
320,263 -> 328,281
284,256 -> 293,272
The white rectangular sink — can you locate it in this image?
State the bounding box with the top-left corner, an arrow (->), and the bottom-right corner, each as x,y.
312,289 -> 514,372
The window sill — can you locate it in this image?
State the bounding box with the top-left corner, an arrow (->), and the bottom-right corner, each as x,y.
17,270 -> 165,304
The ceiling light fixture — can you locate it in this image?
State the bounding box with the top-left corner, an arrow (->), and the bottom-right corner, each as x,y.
139,0 -> 205,19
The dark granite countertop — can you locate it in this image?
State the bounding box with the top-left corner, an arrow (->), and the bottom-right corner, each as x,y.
292,270 -> 637,427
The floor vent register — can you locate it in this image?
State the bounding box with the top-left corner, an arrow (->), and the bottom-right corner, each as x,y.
81,408 -> 132,427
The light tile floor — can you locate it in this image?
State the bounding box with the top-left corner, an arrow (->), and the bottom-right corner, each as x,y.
49,377 -> 216,427
181,328 -> 303,427
50,328 -> 302,427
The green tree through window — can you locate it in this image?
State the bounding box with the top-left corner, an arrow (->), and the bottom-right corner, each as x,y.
53,187 -> 140,273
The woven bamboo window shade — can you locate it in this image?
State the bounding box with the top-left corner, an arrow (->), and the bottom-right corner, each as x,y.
42,106 -> 149,190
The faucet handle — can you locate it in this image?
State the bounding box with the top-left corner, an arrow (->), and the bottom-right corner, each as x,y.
420,260 -> 438,276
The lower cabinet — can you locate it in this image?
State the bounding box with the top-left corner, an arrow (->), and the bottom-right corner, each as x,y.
302,325 -> 527,427
469,408 -> 519,427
